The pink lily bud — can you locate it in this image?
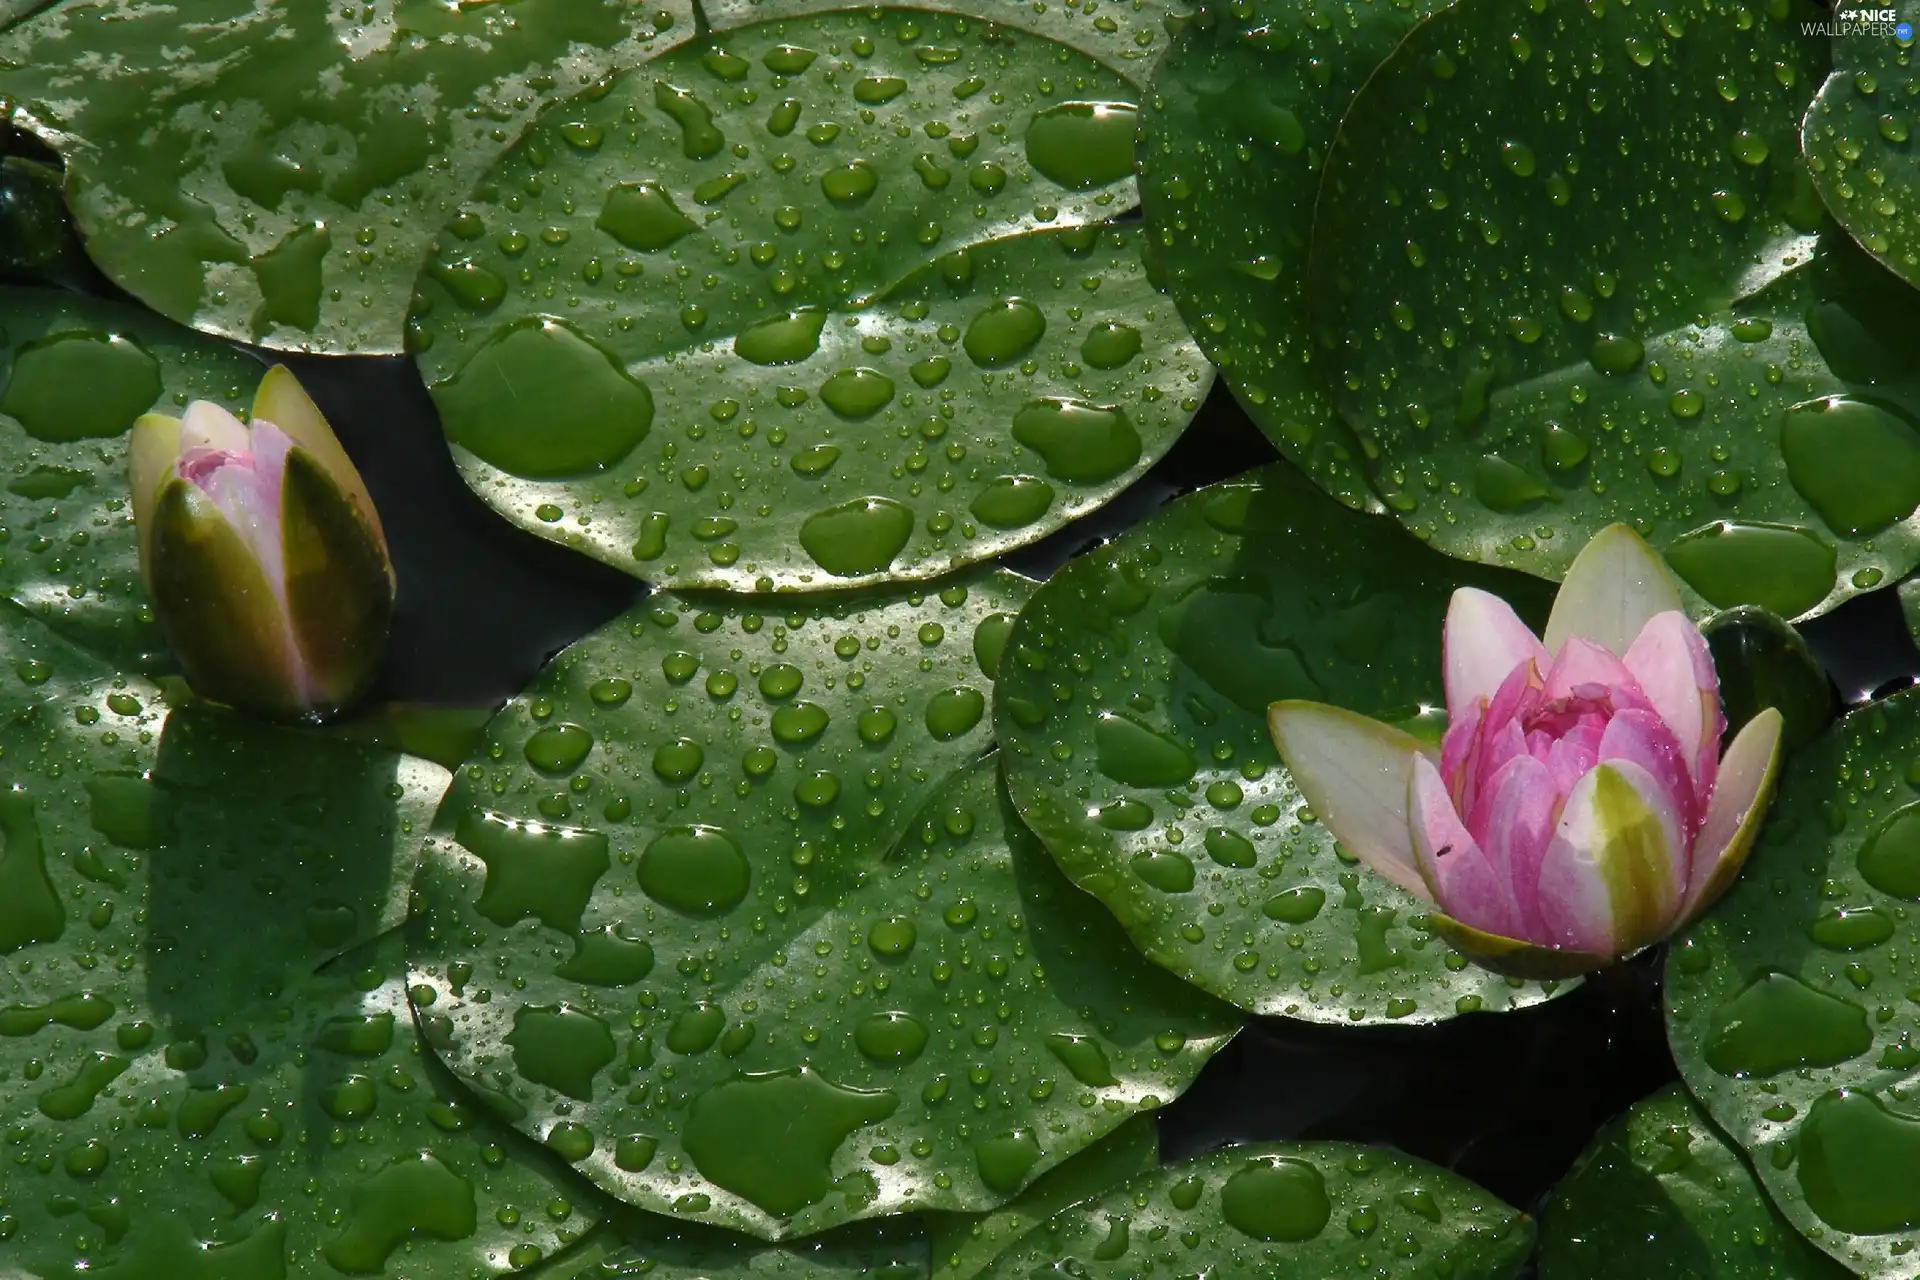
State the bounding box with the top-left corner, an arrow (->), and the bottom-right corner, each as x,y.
1267,525 -> 1784,977
127,366 -> 394,722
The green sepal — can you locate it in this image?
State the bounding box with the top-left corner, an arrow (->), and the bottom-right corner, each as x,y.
148,476 -> 304,718
281,446 -> 393,714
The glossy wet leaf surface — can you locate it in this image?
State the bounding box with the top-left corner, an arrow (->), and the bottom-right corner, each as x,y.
700,0 -> 1187,84
1310,0 -> 1920,619
1538,1085 -> 1849,1280
994,462 -> 1569,1024
406,571 -> 1238,1239
0,287 -> 259,668
0,0 -> 692,353
542,1213 -> 927,1278
973,1140 -> 1533,1278
1140,0 -> 1449,513
924,1112 -> 1156,1280
0,604 -> 609,1277
1666,686 -> 1920,1278
411,7 -> 1210,591
1805,29 -> 1920,294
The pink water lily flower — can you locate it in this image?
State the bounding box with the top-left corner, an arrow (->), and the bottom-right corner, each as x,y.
1267,525 -> 1784,977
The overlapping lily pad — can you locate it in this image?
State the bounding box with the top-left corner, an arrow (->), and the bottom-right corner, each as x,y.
0,604 -> 612,1276
550,1213 -> 928,1278
1538,1085 -> 1849,1280
0,287 -> 259,667
0,0 -> 694,352
1805,25 -> 1920,292
1666,686 -> 1920,1277
1140,0 -> 1449,512
405,572 -> 1239,1239
995,462 -> 1569,1024
973,1141 -> 1534,1278
924,1113 -> 1156,1280
410,7 -> 1211,591
1309,0 -> 1920,619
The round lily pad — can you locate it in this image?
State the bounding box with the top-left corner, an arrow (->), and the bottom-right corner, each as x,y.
0,286 -> 259,667
0,604 -> 605,1276
994,462 -> 1571,1024
409,6 -> 1211,592
1666,685 -> 1920,1278
405,571 -> 1239,1240
0,0 -> 692,352
1309,0 -> 1920,620
1538,1085 -> 1850,1280
973,1140 -> 1533,1278
1139,0 -> 1449,512
1805,27 -> 1920,292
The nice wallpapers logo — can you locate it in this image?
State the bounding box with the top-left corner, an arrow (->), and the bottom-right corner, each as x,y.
1802,2 -> 1914,38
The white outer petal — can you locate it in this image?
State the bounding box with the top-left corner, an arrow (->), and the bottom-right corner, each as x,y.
1268,701 -> 1433,899
1544,523 -> 1686,657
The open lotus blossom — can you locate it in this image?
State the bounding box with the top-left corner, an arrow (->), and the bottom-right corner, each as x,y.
1267,525 -> 1784,976
128,366 -> 394,722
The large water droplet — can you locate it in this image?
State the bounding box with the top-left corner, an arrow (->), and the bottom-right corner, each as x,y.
855,1012 -> 929,1063
596,182 -> 700,251
1221,1157 -> 1331,1241
324,1152 -> 477,1273
682,1067 -> 898,1213
1011,398 -> 1142,483
819,367 -> 895,418
734,310 -> 826,365
638,825 -> 750,916
1045,1033 -> 1117,1086
435,319 -> 652,478
799,497 -> 913,576
975,1127 -> 1044,1193
1025,102 -> 1139,189
969,475 -> 1055,528
506,1003 -> 616,1100
525,723 -> 594,773
1797,1090 -> 1920,1234
1704,971 -> 1871,1076
1,331 -> 161,442
1860,804 -> 1920,899
1664,522 -> 1835,619
1094,711 -> 1195,786
1780,395 -> 1920,537
457,810 -> 610,935
963,299 -> 1047,368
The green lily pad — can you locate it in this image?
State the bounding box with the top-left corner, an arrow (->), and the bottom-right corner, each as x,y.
1309,0 -> 1920,620
1538,1085 -> 1850,1280
1139,0 -> 1450,513
995,462 -> 1570,1024
410,7 -> 1211,592
1805,27 -> 1920,292
405,570 -> 1238,1239
548,1213 -> 927,1278
0,0 -> 693,353
1666,685 -> 1920,1278
0,601 -> 611,1276
0,286 -> 259,667
973,1141 -> 1534,1278
924,1113 -> 1156,1280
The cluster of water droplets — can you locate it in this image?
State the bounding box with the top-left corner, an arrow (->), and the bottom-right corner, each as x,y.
1667,687 -> 1920,1275
975,1141 -> 1533,1276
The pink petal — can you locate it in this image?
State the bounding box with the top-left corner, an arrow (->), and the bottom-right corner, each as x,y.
1682,709 -> 1784,919
1469,754 -> 1560,942
178,399 -> 250,456
1443,588 -> 1548,724
1596,707 -> 1698,836
1541,637 -> 1650,707
1411,754 -> 1520,936
1622,610 -> 1723,809
1464,718 -> 1529,825
1534,761 -> 1688,956
1544,523 -> 1685,657
1440,697 -> 1483,796
1268,702 -> 1433,899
